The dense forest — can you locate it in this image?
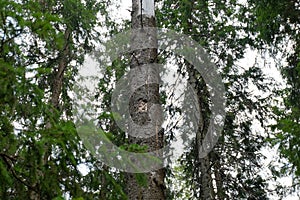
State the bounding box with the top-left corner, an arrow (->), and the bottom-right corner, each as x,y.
0,0 -> 299,199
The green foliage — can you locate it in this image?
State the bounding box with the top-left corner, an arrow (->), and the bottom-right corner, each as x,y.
247,0 -> 300,196
1,0 -> 299,199
120,143 -> 148,153
0,0 -> 126,199
156,0 -> 273,199
134,173 -> 148,187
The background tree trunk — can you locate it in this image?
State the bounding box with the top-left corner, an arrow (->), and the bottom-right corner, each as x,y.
186,63 -> 215,200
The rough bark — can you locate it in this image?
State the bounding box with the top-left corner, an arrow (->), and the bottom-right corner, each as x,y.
125,0 -> 166,199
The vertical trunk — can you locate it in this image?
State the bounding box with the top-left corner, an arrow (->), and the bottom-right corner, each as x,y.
199,155 -> 213,200
213,150 -> 226,200
186,64 -> 214,199
49,28 -> 71,111
29,28 -> 71,200
99,165 -> 108,199
182,0 -> 222,198
125,0 -> 165,199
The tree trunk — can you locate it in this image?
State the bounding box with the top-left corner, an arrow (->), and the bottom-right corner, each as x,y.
125,0 -> 166,199
213,150 -> 226,200
186,63 -> 215,199
182,0 -> 220,197
29,28 -> 71,200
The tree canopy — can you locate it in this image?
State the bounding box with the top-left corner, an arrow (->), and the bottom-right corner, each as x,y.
0,0 -> 299,199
